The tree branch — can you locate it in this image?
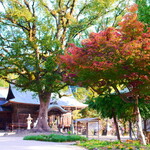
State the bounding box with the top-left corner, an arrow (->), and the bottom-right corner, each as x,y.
112,85 -> 131,103
24,0 -> 31,12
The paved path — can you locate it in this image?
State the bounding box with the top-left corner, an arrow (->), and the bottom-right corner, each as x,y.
0,136 -> 87,150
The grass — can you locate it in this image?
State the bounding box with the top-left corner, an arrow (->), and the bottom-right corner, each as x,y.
23,134 -> 150,149
23,134 -> 87,142
77,139 -> 150,150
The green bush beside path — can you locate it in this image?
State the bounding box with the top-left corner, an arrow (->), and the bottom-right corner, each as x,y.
23,134 -> 87,142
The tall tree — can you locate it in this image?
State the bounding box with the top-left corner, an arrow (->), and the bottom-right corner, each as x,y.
0,0 -> 124,131
60,4 -> 150,144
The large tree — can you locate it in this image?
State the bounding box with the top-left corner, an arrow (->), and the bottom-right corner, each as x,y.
60,4 -> 150,144
0,0 -> 125,131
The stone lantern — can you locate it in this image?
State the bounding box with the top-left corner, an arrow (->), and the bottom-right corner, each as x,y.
27,114 -> 33,130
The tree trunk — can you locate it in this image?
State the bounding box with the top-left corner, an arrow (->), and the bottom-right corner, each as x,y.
113,115 -> 121,141
135,96 -> 146,145
33,92 -> 51,132
129,121 -> 133,140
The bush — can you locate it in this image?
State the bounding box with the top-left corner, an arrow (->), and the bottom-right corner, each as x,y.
23,134 -> 87,142
78,139 -> 150,150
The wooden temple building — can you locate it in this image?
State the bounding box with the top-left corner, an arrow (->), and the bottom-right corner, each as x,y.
0,86 -> 87,130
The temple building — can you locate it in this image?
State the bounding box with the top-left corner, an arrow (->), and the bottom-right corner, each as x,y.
0,85 -> 87,130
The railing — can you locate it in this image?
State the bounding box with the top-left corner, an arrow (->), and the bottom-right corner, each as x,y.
8,123 -> 33,130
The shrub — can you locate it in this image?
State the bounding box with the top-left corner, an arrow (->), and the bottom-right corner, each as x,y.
23,134 -> 87,142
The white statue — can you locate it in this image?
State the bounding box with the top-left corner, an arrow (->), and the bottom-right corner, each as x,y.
27,114 -> 33,130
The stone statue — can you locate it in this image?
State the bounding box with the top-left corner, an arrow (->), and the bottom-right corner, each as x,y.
27,114 -> 33,130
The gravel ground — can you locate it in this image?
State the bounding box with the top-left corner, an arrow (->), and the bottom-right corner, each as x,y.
0,136 -> 87,150
0,130 -> 87,150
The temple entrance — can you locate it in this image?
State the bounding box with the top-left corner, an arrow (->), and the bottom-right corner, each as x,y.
48,105 -> 72,132
0,112 -> 12,130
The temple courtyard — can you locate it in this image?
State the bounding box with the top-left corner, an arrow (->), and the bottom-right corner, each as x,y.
0,135 -> 87,150
0,131 -> 131,150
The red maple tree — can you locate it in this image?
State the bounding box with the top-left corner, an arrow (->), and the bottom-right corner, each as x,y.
60,4 -> 150,144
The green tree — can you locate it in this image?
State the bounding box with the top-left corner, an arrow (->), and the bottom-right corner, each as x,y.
136,0 -> 150,26
87,94 -> 150,140
87,94 -> 135,141
0,0 -> 124,131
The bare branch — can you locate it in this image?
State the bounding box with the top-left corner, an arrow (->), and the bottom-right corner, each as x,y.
70,0 -> 76,15
0,34 -> 16,43
58,0 -> 62,8
112,1 -> 127,27
6,16 -> 30,31
65,0 -> 71,8
32,0 -> 35,17
1,47 -> 10,54
14,0 -> 24,7
24,0 -> 31,12
43,3 -> 57,19
76,1 -> 88,19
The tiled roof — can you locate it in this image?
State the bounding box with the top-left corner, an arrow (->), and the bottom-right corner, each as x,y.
3,85 -> 87,108
9,85 -> 39,105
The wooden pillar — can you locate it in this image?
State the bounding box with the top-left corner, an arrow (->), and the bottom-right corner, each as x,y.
16,105 -> 20,131
144,120 -> 147,132
77,121 -> 78,135
75,107 -> 77,135
98,120 -> 100,139
86,122 -> 89,138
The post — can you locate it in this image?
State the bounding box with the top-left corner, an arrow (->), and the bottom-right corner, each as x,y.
77,121 -> 78,135
144,120 -> 147,132
86,122 -> 89,138
98,120 -> 100,139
